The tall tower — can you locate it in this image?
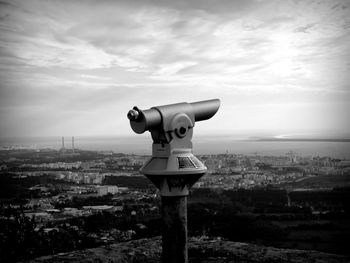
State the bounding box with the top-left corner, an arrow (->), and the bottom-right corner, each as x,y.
72,136 -> 75,153
62,136 -> 65,149
61,136 -> 65,153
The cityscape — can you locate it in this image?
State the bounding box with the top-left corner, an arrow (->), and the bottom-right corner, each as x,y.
1,137 -> 349,262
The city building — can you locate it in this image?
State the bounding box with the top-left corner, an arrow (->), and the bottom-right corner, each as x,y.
97,185 -> 119,196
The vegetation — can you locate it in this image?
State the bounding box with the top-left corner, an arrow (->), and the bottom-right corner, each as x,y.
103,175 -> 154,189
1,177 -> 350,261
0,207 -> 98,263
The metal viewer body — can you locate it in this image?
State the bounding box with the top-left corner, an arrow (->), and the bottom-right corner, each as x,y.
127,99 -> 220,263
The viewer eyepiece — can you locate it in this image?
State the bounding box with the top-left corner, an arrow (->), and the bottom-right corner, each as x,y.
127,109 -> 139,121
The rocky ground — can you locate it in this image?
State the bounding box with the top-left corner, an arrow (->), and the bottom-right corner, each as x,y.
28,237 -> 350,263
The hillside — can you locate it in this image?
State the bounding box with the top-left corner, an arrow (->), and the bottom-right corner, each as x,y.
28,237 -> 349,263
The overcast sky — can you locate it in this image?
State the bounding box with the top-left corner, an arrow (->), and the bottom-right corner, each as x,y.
0,0 -> 349,138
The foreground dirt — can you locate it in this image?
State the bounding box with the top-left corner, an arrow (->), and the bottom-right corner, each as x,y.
28,237 -> 349,263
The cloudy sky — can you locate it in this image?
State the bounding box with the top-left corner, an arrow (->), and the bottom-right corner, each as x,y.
0,0 -> 349,138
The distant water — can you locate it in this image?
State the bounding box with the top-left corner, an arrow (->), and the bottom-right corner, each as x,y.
0,136 -> 350,159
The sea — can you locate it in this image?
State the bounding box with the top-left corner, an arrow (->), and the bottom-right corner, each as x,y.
1,135 -> 350,159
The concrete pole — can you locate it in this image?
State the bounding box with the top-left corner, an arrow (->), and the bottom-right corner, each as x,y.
161,196 -> 188,263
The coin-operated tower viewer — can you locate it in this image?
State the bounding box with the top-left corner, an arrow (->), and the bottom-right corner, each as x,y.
127,99 -> 220,263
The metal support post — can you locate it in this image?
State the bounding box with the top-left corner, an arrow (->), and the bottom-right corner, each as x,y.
161,196 -> 187,263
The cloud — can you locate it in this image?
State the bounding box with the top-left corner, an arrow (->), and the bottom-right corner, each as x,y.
0,0 -> 349,137
79,74 -> 111,81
